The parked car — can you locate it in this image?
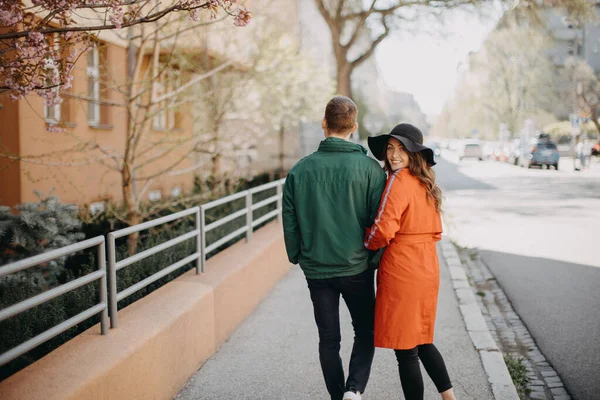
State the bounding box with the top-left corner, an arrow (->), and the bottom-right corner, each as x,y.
518,135 -> 560,170
493,143 -> 511,163
426,141 -> 442,160
459,143 -> 483,161
506,139 -> 521,165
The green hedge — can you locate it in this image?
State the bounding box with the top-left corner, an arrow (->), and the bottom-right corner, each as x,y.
0,172 -> 284,381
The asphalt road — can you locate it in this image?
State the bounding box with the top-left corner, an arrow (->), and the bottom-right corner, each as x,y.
436,152 -> 600,400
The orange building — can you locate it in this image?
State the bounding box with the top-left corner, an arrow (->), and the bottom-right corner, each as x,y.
0,33 -> 202,210
0,3 -> 304,211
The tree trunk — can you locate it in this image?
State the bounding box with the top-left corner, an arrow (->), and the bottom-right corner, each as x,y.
211,153 -> 221,179
279,124 -> 285,178
591,108 -> 600,137
122,163 -> 140,255
336,61 -> 353,98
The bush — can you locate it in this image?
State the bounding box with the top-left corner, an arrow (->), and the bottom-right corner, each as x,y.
0,194 -> 85,275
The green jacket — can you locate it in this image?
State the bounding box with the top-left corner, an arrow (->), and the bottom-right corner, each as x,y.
282,137 -> 387,279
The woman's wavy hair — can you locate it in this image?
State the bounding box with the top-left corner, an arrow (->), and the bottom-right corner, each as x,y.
384,151 -> 443,214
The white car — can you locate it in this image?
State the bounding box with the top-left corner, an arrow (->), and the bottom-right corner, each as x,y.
459,143 -> 484,161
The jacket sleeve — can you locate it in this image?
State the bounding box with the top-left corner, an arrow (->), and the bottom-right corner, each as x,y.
367,166 -> 387,225
282,175 -> 300,264
364,172 -> 408,250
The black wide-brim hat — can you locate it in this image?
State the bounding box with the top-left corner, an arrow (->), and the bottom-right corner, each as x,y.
367,123 -> 436,166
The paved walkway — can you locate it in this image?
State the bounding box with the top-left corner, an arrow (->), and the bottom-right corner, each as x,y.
176,242 -> 494,400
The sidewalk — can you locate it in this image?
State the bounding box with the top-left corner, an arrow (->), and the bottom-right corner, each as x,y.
176,241 -> 495,400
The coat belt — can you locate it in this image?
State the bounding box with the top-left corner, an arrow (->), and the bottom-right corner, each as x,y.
392,233 -> 442,244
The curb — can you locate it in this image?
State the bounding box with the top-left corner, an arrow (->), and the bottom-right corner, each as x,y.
439,237 -> 520,400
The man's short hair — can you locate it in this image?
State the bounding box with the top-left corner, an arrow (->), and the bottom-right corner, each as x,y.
324,96 -> 357,134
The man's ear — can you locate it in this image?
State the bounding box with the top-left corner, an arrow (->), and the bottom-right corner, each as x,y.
352,122 -> 358,133
322,118 -> 327,131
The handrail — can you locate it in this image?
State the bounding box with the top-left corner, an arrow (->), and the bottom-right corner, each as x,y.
0,236 -> 108,367
107,207 -> 201,328
199,178 -> 285,271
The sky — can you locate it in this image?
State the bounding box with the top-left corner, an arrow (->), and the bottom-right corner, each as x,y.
375,8 -> 502,119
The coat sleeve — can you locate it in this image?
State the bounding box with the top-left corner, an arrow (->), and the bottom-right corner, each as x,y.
367,165 -> 388,225
364,172 -> 409,250
282,175 -> 300,264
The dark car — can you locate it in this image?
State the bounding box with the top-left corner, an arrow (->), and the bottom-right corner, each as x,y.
518,135 -> 560,170
425,142 -> 442,161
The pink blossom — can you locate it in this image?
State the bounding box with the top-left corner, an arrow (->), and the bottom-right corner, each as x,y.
1,0 -> 252,105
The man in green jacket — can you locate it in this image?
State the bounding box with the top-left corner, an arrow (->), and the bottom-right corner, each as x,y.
282,96 -> 386,400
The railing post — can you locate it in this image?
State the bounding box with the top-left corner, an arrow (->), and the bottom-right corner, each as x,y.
107,233 -> 119,329
277,180 -> 283,224
246,191 -> 253,242
195,207 -> 201,274
98,239 -> 109,335
200,206 -> 206,273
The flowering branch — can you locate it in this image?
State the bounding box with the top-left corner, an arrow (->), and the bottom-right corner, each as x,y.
0,0 -> 251,102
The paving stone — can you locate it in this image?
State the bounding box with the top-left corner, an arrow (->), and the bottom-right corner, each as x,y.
537,362 -> 550,367
530,379 -> 544,385
490,382 -> 520,400
480,351 -> 514,385
530,392 -> 547,399
541,370 -> 557,377
551,387 -> 569,396
468,331 -> 498,351
553,396 -> 571,400
530,385 -> 545,392
548,382 -> 563,388
545,376 -> 561,384
459,304 -> 489,331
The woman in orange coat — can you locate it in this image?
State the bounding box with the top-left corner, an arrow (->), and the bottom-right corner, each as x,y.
365,124 -> 455,400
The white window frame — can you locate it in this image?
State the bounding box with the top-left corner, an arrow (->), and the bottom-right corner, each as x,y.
87,45 -> 101,126
44,96 -> 61,123
153,80 -> 167,131
153,67 -> 182,131
44,33 -> 61,123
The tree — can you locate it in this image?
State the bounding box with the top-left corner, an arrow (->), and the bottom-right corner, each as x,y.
313,0 -> 593,98
564,57 -> 600,138
2,13 -> 240,253
0,0 -> 251,103
1,2 -> 331,253
437,25 -> 558,140
186,14 -> 334,184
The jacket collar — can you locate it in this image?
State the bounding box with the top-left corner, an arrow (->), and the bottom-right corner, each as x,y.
317,137 -> 367,155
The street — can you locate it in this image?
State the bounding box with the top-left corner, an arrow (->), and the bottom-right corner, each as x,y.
436,152 -> 600,400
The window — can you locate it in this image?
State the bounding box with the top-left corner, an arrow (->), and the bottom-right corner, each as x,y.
87,45 -> 101,126
153,67 -> 182,131
153,80 -> 167,131
44,33 -> 61,123
44,98 -> 61,123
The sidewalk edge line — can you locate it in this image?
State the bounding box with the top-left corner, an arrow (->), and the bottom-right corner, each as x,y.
440,232 -> 519,400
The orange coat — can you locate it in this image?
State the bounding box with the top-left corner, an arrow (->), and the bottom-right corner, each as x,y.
364,168 -> 443,350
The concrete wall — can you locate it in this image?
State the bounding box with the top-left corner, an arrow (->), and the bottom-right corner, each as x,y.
0,222 -> 292,400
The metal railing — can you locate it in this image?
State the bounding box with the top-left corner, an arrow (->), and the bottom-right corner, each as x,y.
0,177 -> 286,365
200,179 -> 284,271
107,207 -> 202,328
0,237 -> 108,367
